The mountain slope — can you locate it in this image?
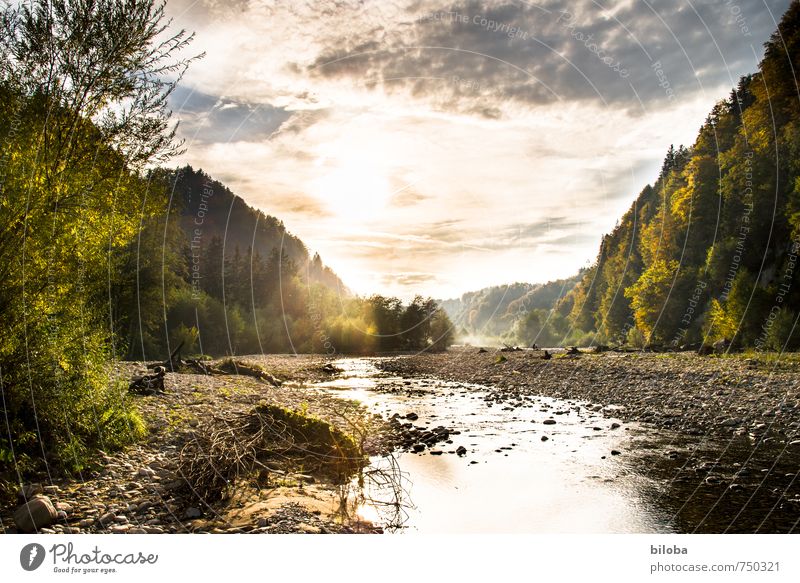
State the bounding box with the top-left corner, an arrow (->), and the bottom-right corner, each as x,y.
172,165 -> 345,292
556,1 -> 800,349
441,273 -> 582,342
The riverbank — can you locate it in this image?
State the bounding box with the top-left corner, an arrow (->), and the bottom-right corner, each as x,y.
375,348 -> 800,532
378,347 -> 800,441
2,355 -> 388,534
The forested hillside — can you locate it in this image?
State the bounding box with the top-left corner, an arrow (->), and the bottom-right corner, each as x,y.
114,164 -> 454,359
440,273 -> 582,345
0,0 -> 453,479
553,2 -> 800,350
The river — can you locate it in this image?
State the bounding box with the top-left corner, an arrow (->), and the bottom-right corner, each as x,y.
311,358 -> 676,533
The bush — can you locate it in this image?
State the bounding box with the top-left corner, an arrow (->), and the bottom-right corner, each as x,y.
626,327 -> 647,348
764,308 -> 799,352
0,325 -> 145,478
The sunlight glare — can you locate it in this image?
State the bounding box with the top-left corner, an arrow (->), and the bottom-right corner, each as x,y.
311,160 -> 392,221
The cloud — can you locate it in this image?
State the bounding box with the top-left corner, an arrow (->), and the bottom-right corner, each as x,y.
303,0 -> 793,114
170,86 -> 292,144
379,273 -> 440,288
164,0 -> 792,299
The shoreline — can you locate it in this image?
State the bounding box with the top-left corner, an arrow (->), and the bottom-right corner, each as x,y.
377,347 -> 800,441
5,348 -> 800,534
2,355 -> 387,535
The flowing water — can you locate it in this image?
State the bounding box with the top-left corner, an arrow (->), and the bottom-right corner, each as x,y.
311,358 -> 677,533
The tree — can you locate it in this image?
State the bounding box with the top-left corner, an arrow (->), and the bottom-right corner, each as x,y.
0,0 -> 198,474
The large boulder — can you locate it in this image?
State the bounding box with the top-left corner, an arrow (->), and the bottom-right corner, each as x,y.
13,496 -> 58,533
16,483 -> 44,505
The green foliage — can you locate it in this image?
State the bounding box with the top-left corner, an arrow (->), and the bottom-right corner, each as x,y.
764,309 -> 799,351
111,166 -> 454,358
0,0 -> 194,478
512,308 -> 567,347
558,2 -> 800,349
626,327 -> 647,349
440,275 -> 582,343
624,260 -> 679,342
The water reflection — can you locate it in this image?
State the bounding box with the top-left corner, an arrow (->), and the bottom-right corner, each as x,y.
314,358 -> 673,533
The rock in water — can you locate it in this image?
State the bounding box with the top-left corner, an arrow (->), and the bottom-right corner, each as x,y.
412,443 -> 426,453
455,445 -> 467,456
13,496 -> 57,533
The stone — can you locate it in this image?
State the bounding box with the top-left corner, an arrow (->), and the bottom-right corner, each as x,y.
412,443 -> 426,453
16,483 -> 44,505
455,445 -> 467,456
543,419 -> 556,425
97,512 -> 116,526
13,496 -> 58,533
611,450 -> 622,456
405,412 -> 419,421
541,436 -> 549,441
184,507 -> 202,519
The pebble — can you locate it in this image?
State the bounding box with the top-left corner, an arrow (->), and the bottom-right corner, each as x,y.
97,512 -> 116,525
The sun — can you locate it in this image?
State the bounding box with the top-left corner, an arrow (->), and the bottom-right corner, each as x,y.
310,160 -> 392,221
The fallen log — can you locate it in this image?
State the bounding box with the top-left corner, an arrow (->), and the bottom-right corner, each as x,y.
129,366 -> 166,395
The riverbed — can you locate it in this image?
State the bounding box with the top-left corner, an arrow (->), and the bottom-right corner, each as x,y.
312,358 -> 677,533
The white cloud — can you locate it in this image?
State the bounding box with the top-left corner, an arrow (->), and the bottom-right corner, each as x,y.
165,0 -> 790,298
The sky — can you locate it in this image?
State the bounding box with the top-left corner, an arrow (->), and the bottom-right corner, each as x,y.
165,0 -> 792,300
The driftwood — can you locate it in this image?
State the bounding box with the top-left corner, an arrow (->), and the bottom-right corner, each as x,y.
147,341 -> 185,372
146,342 -> 222,376
129,366 -> 166,395
217,359 -> 282,386
500,343 -> 522,352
